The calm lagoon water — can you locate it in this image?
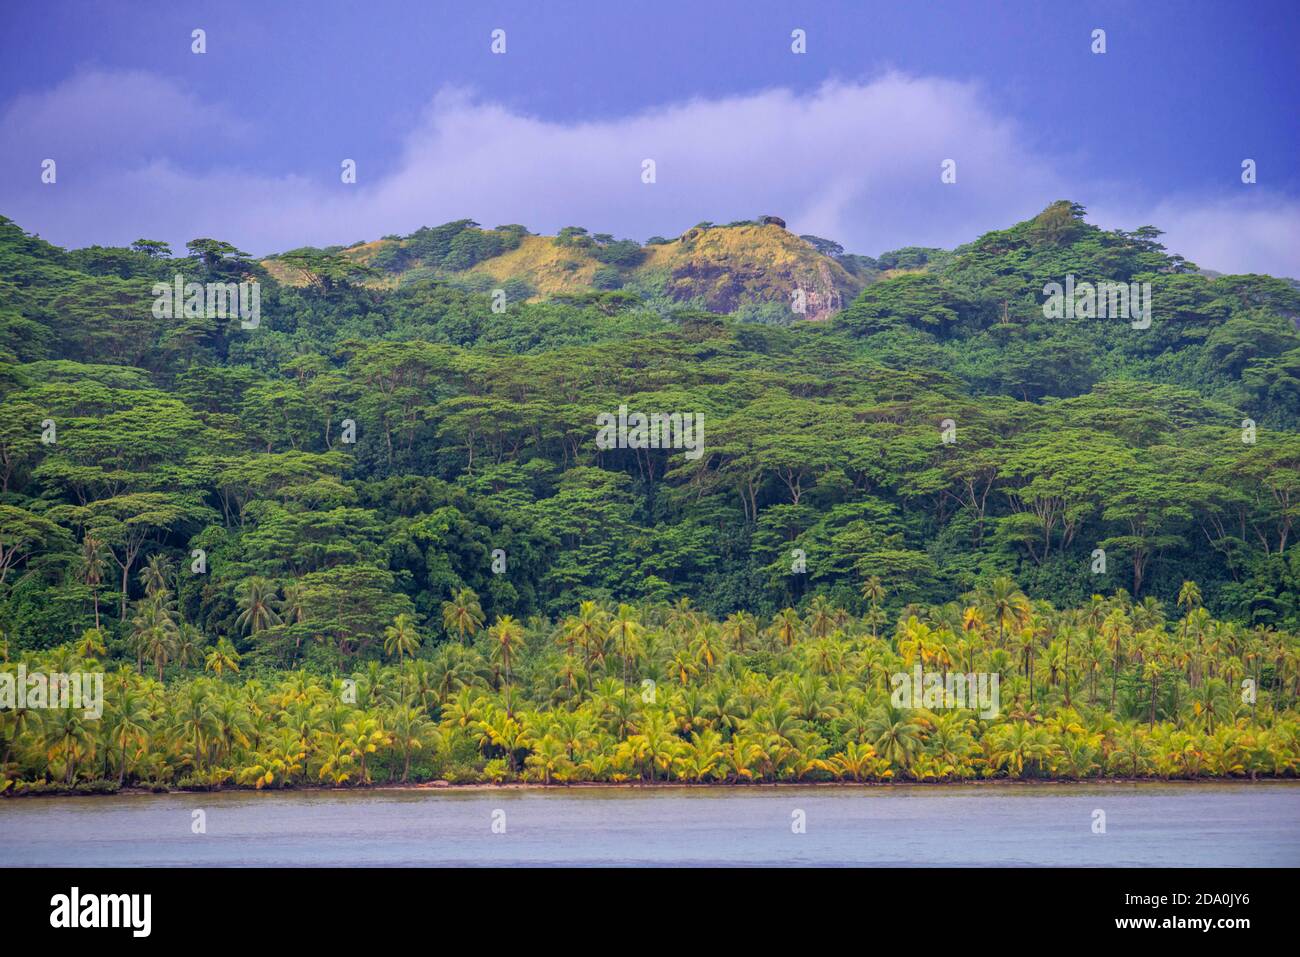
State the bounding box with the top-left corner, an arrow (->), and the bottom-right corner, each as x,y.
2,782 -> 1297,867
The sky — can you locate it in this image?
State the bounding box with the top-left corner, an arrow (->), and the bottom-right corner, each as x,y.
1,0 -> 1297,275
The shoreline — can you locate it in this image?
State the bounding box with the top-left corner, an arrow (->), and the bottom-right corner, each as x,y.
6,776 -> 1297,799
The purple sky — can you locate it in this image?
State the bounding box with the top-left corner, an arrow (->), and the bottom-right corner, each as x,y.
1,0 -> 1297,275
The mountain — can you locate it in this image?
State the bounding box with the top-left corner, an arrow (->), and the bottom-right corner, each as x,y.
263,217 -> 876,321
5,200 -> 1300,638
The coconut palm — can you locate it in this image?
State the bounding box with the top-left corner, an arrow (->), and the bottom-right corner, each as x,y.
173,623 -> 206,670
720,611 -> 758,652
1109,724 -> 1154,778
387,703 -> 437,782
616,709 -> 680,782
74,627 -> 107,660
278,582 -> 309,661
42,708 -> 93,785
173,681 -> 218,771
487,615 -> 526,687
441,587 -> 485,643
139,553 -> 174,599
806,595 -> 838,639
828,740 -> 885,782
608,604 -> 643,685
77,534 -> 109,631
235,576 -> 281,636
989,721 -> 1057,778
205,637 -> 241,676
383,613 -> 421,663
985,576 -> 1030,648
132,598 -> 179,680
340,716 -> 390,785
772,607 -> 801,648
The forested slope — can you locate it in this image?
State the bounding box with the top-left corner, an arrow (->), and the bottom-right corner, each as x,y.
1,201 -> 1298,789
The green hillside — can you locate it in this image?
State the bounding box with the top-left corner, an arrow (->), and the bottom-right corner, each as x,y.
1,200 -> 1298,790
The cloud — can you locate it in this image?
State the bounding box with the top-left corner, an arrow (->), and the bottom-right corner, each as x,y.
0,69 -> 1296,277
0,70 -> 251,172
1092,196 -> 1300,278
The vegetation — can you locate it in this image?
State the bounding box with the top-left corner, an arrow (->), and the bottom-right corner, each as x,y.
3,586 -> 1296,790
1,199 -> 1299,790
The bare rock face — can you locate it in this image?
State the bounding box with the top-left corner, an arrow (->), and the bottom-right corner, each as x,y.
658,223 -> 861,321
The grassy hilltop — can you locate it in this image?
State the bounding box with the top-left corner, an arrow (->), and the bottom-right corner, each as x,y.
263,217 -> 874,321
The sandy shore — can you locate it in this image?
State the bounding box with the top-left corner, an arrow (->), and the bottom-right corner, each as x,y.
6,776 -> 1295,798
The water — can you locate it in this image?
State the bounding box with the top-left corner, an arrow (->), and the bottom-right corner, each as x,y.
2,782 -> 1297,866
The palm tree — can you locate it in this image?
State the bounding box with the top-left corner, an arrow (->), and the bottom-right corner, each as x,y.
131,598 -> 178,680
828,740 -> 883,782
174,623 -> 206,670
670,728 -> 722,782
387,704 -> 436,782
278,582 -> 309,661
476,707 -> 531,773
100,683 -> 151,785
985,576 -> 1030,648
790,673 -> 838,723
772,607 -> 801,648
1102,609 -> 1130,711
721,611 -> 757,652
205,637 -> 241,676
428,644 -> 482,705
861,574 -> 885,609
341,716 -> 391,785
617,709 -> 680,782
43,708 -> 92,785
1012,623 -> 1040,702
989,721 -> 1057,778
525,733 -> 572,785
235,576 -> 281,636
0,702 -> 34,776
692,623 -> 721,678
1109,724 -> 1154,778
441,587 -> 485,643
174,682 -> 218,771
211,696 -> 253,764
608,604 -> 643,686
488,615 -> 526,687
383,613 -> 421,663
139,553 -> 174,599
867,704 -> 926,775
74,627 -> 107,660
1190,677 -> 1229,734
77,534 -> 109,631
561,600 -> 605,664
806,595 -> 837,639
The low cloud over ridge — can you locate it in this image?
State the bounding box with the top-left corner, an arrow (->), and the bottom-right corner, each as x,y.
1,70 -> 1296,277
